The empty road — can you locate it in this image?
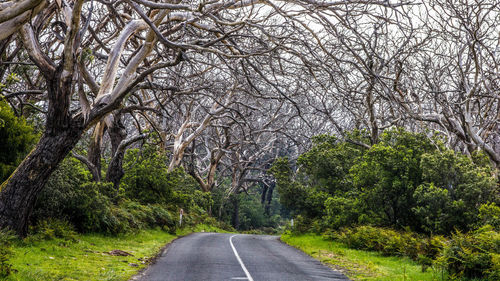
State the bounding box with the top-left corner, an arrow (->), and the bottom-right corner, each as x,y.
136,232 -> 349,281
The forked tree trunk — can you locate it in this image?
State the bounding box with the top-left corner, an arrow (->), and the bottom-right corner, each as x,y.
0,74 -> 85,235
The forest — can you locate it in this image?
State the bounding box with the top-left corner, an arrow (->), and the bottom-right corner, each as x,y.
0,0 -> 499,280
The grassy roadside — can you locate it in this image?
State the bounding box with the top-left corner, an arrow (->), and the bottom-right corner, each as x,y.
4,224 -> 227,281
281,233 -> 447,281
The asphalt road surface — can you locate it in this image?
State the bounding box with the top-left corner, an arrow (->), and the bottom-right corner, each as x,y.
136,232 -> 349,281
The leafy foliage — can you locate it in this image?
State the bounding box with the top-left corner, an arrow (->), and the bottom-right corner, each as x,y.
278,128 -> 500,280
0,99 -> 37,182
32,154 -> 214,235
415,150 -> 498,233
0,228 -> 15,278
297,134 -> 366,195
29,219 -> 77,241
120,147 -> 197,205
437,226 -> 500,280
273,128 -> 499,235
238,193 -> 282,231
349,129 -> 437,229
334,226 -> 422,259
324,196 -> 363,229
479,203 -> 500,230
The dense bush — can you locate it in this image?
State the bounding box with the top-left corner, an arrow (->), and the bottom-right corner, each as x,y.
0,99 -> 37,182
335,226 -> 422,259
415,150 -> 498,233
29,219 -> 77,241
478,203 -> 500,230
276,128 -> 500,279
324,196 -> 363,229
437,226 -> 500,280
33,156 -> 201,235
120,148 -> 175,204
32,157 -> 93,229
0,228 -> 15,278
349,129 -> 437,230
104,201 -> 176,234
33,163 -> 122,234
297,134 -> 366,195
324,225 -> 500,279
273,128 -> 499,235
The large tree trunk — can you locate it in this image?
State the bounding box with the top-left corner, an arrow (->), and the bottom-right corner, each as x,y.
0,129 -> 83,235
0,66 -> 84,235
106,114 -> 127,190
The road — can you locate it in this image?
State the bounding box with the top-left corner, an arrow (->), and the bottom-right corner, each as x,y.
136,232 -> 349,281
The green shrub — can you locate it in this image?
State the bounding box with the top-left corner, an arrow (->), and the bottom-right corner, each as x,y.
31,147 -> 219,236
479,203 -> 500,230
0,228 -> 15,278
349,129 -> 437,231
437,226 -> 500,280
33,160 -> 120,233
417,150 -> 498,233
33,159 -> 178,235
277,129 -> 499,235
310,218 -> 328,234
32,157 -> 93,229
34,160 -> 132,234
150,204 -> 175,229
324,196 -> 361,229
29,219 -> 77,241
117,201 -> 176,233
96,201 -> 176,235
417,235 -> 447,271
291,215 -> 311,234
328,225 -> 500,277
121,149 -> 197,205
297,134 -> 366,195
191,190 -> 214,213
0,99 -> 38,182
336,225 -> 386,252
335,226 -> 423,259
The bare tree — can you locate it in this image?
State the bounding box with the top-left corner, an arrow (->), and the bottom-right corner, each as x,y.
0,0 -> 308,235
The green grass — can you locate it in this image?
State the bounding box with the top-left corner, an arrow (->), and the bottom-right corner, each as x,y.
281,233 -> 448,281
4,225 -> 226,281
